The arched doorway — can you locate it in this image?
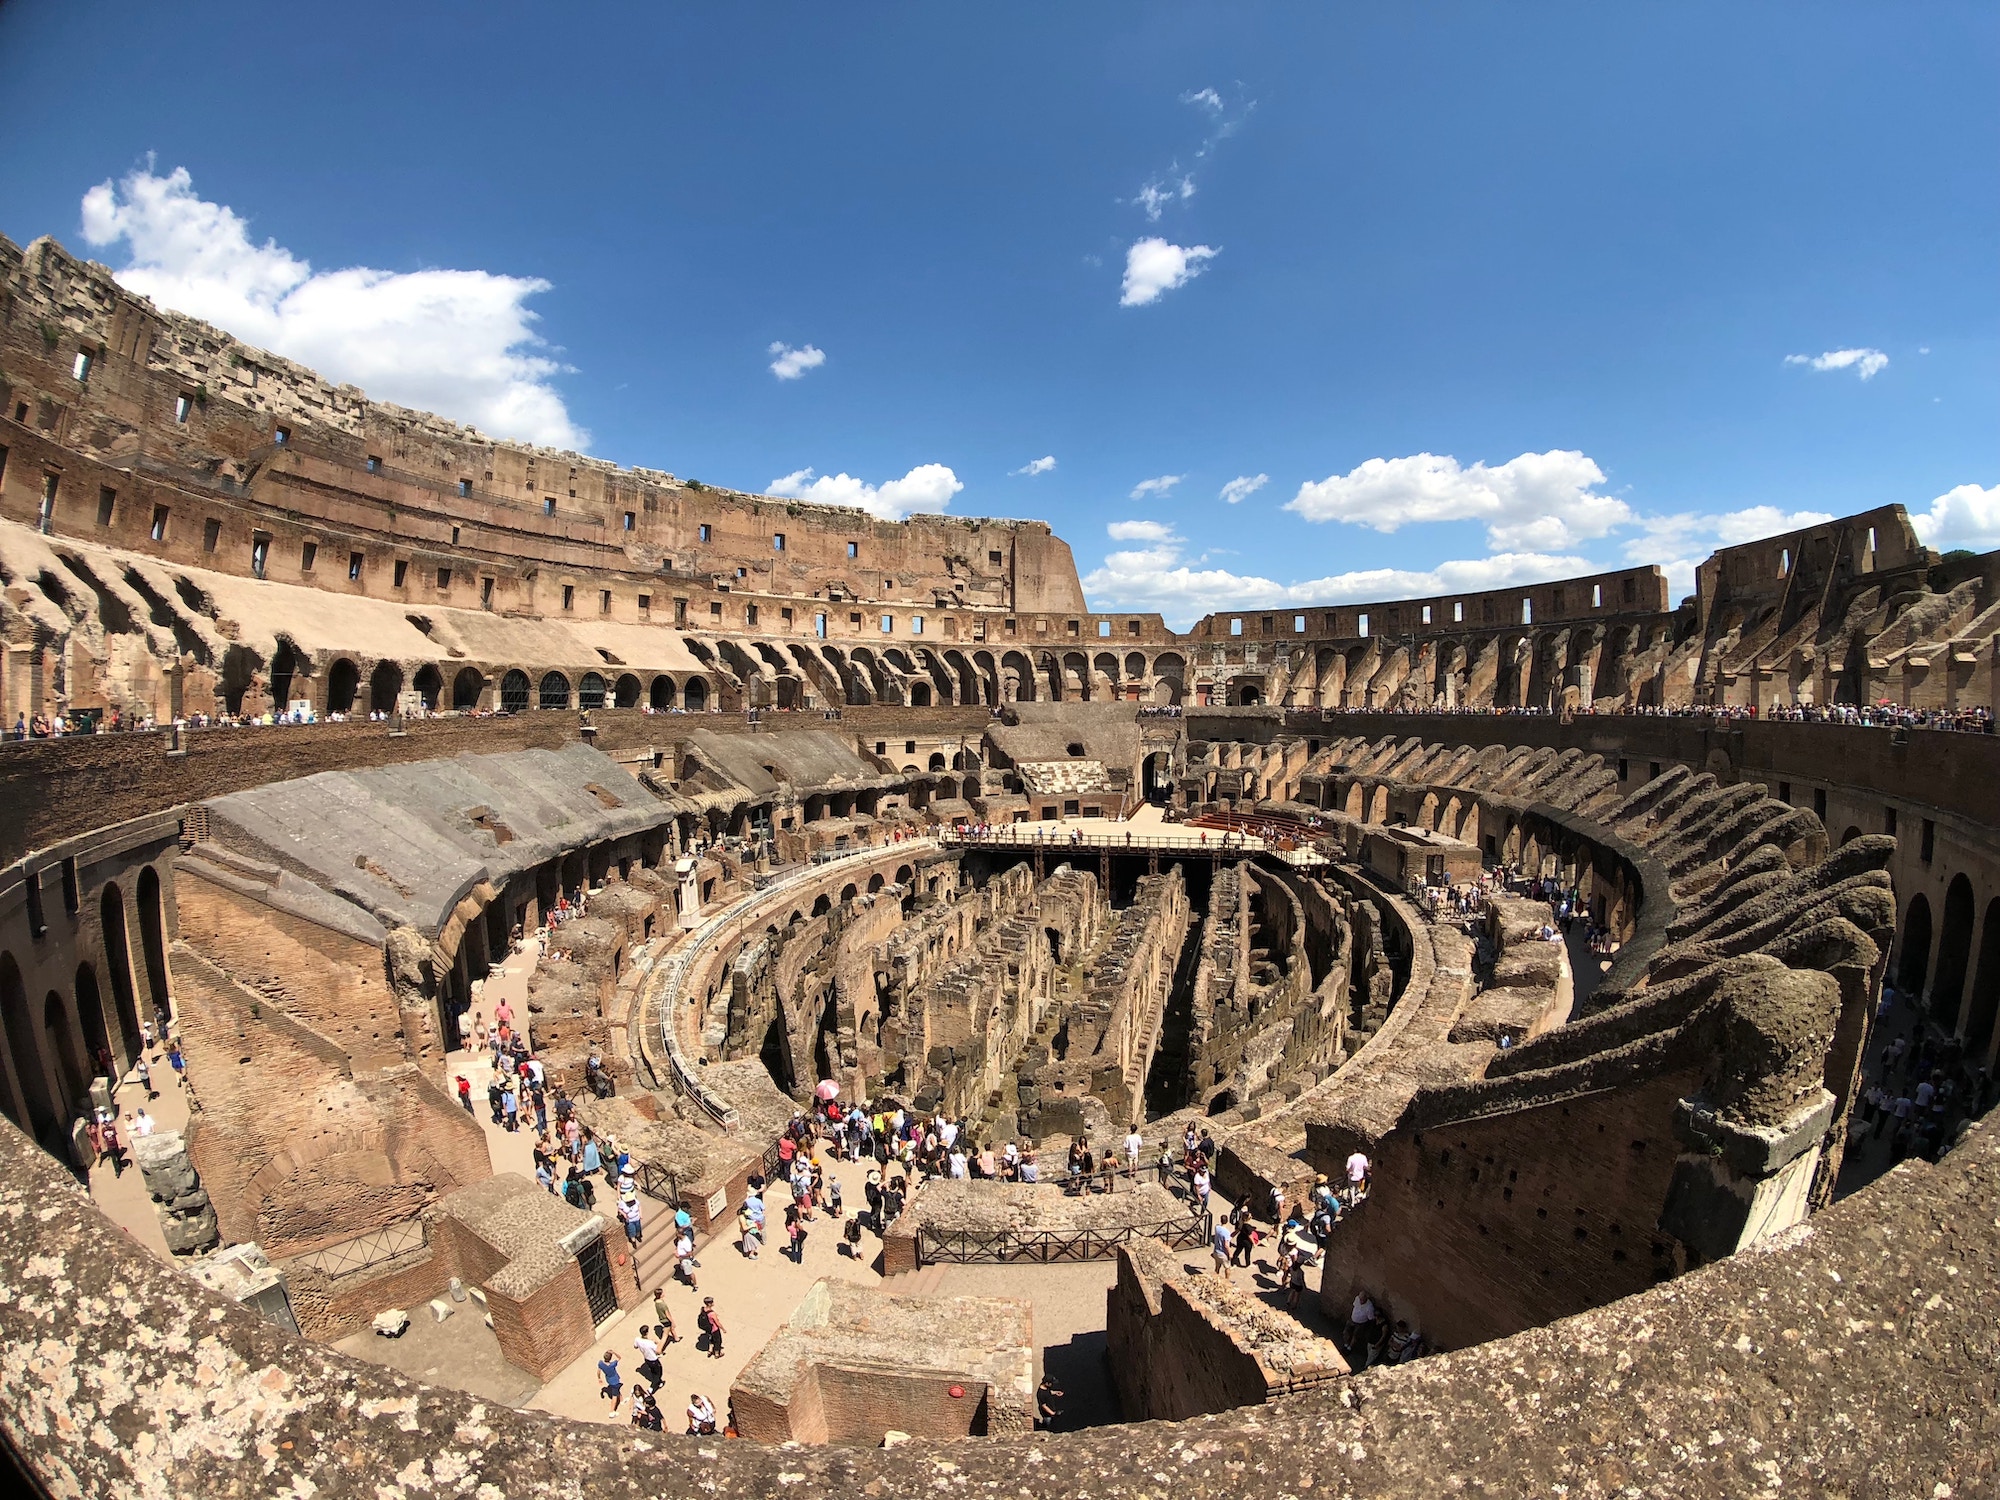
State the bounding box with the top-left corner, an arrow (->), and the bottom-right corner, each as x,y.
539,672 -> 572,709
269,639 -> 301,710
452,667 -> 485,710
413,664 -> 443,711
499,669 -> 531,713
683,677 -> 709,712
73,963 -> 112,1080
326,658 -> 360,714
42,991 -> 86,1128
1897,894 -> 1934,999
1932,875 -> 1976,1023
136,865 -> 171,1026
0,953 -> 55,1141
578,672 -> 607,710
369,659 -> 404,714
650,676 -> 676,710
1965,898 -> 2000,1061
101,885 -> 144,1065
614,673 -> 642,708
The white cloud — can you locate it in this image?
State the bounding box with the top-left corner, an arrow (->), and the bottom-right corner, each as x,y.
1012,455 -> 1057,477
1287,450 -> 1631,551
79,164 -> 583,447
1181,87 -> 1224,113
1081,524 -> 1591,628
1133,176 -> 1196,222
1219,473 -> 1269,505
768,342 -> 826,380
1784,348 -> 1889,380
1910,483 -> 2000,552
1120,238 -> 1218,306
1107,519 -> 1176,542
1130,473 -> 1184,499
766,463 -> 962,522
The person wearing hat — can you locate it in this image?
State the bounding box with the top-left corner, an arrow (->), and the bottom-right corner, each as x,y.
617,1189 -> 643,1248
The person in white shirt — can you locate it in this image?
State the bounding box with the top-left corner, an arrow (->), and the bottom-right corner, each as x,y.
1345,1150 -> 1371,1204
131,1109 -> 155,1137
948,1148 -> 968,1179
1123,1129 -> 1144,1177
685,1393 -> 717,1435
1211,1216 -> 1233,1276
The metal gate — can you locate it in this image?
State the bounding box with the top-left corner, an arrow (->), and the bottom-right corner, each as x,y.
577,1235 -> 619,1325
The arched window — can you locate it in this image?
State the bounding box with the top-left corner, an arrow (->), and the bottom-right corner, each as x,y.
578,672 -> 607,710
452,668 -> 486,710
369,659 -> 405,714
539,672 -> 572,710
614,673 -> 642,708
650,676 -> 677,710
499,670 -> 531,713
683,677 -> 709,712
413,664 -> 443,711
326,658 -> 361,714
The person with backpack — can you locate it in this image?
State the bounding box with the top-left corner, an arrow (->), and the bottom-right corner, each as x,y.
696,1297 -> 724,1359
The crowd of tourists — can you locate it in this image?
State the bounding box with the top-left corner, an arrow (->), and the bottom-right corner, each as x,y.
1286,701 -> 1997,735
1854,987 -> 1996,1167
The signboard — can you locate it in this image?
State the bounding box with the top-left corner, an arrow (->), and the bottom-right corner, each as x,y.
706,1188 -> 729,1222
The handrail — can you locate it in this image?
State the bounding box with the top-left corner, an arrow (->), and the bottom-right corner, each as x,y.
938,825 -> 1266,854
916,1210 -> 1211,1265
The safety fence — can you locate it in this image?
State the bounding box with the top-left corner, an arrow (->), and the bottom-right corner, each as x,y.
287,1216 -> 427,1279
916,1210 -> 1211,1266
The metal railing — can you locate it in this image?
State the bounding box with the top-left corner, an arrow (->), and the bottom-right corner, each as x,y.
287,1216 -> 427,1278
916,1210 -> 1211,1266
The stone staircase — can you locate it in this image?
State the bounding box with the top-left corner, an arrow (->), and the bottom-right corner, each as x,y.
879,1262 -> 949,1295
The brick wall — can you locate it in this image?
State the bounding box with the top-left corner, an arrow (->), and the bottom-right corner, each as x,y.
1318,1068 -> 1698,1352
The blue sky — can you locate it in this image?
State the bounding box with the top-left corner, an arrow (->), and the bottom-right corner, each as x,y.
1,2 -> 1994,623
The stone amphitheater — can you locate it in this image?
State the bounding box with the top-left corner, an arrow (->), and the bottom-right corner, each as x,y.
0,230 -> 1994,1496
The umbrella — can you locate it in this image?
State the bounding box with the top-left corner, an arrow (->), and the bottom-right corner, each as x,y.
815,1079 -> 841,1101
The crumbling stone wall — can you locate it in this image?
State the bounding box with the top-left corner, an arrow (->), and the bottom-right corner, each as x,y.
1107,1239 -> 1347,1420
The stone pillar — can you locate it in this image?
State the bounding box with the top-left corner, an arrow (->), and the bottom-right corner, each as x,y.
1659,1088 -> 1837,1265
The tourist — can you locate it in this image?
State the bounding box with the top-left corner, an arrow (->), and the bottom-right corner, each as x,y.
696,1296 -> 724,1358
1210,1214 -> 1233,1277
1191,1162 -> 1210,1211
686,1392 -> 719,1435
131,1108 -> 155,1137
135,1056 -> 154,1098
1345,1148 -> 1372,1205
455,1075 -> 474,1115
1285,1246 -> 1308,1310
1123,1127 -> 1144,1179
618,1190 -> 644,1248
501,1079 -> 520,1133
1231,1196 -> 1256,1268
653,1287 -> 679,1346
675,1227 -> 698,1286
597,1350 -> 624,1412
1347,1292 -> 1380,1364
634,1327 -> 664,1389
629,1388 -> 663,1431
1018,1151 -> 1039,1184
785,1202 -> 809,1263
736,1202 -> 762,1258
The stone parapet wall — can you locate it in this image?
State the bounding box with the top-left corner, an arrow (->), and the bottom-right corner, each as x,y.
0,1100 -> 1989,1496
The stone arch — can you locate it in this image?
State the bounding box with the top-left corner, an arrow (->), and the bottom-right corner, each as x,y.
578,672 -> 608,710
72,962 -> 112,1081
811,894 -> 831,918
451,667 -> 486,710
368,659 -> 404,714
499,669 -> 531,713
1001,650 -> 1035,703
928,753 -> 947,772
1840,826 -> 1863,846
909,681 -> 932,706
839,883 -> 858,904
867,874 -> 885,894
683,676 -> 709,712
135,864 -> 171,1025
42,991 -> 86,1128
613,673 -> 642,709
326,658 -> 361,715
1933,875 -> 1976,1022
100,884 -> 144,1064
1965,898 -> 2000,1060
1152,652 -> 1185,705
1898,893 -> 1934,998
412,664 -> 443,711
648,675 -> 676,710
538,671 -> 572,710
0,953 -> 55,1142
1125,651 -> 1147,680
269,638 -> 304,710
